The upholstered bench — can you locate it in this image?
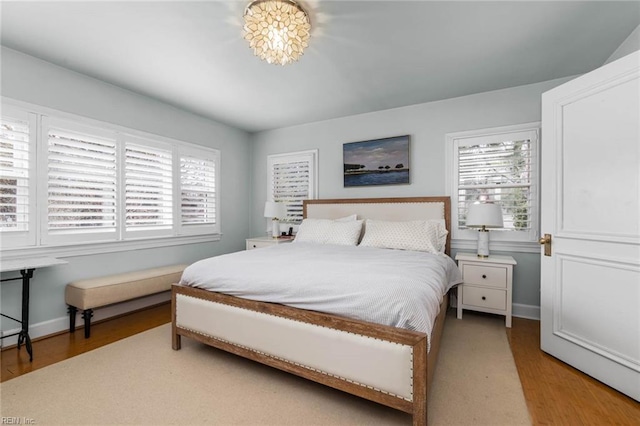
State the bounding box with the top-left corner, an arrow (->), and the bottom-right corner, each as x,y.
65,264 -> 187,338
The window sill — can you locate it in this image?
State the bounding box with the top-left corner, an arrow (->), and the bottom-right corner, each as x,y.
451,239 -> 540,254
0,233 -> 221,261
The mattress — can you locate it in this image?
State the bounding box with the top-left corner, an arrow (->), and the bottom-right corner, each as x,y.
180,242 -> 462,348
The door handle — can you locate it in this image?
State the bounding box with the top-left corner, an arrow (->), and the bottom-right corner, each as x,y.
539,234 -> 552,257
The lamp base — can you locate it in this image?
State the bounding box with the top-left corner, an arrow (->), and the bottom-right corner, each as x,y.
477,229 -> 490,257
271,219 -> 280,238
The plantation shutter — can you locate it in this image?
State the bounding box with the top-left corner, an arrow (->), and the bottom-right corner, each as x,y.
179,152 -> 217,227
46,122 -> 117,240
268,150 -> 317,224
456,130 -> 538,233
125,142 -> 173,233
0,115 -> 31,233
2,106 -> 222,252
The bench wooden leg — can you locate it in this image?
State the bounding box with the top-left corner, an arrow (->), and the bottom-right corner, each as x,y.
82,309 -> 93,339
68,305 -> 78,333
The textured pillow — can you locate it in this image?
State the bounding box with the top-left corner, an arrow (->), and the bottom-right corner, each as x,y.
294,218 -> 363,246
359,219 -> 445,253
335,214 -> 357,222
427,219 -> 449,253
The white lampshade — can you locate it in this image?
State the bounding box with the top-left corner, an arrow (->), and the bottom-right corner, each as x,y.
466,202 -> 503,258
264,201 -> 286,219
466,202 -> 504,229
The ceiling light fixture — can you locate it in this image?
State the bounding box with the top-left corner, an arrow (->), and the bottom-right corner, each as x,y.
243,0 -> 311,66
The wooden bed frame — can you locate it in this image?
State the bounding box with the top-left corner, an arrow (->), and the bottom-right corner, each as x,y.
172,197 -> 452,426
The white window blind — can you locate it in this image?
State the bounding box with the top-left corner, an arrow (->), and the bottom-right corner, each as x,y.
125,141 -> 173,233
267,150 -> 317,224
0,115 -> 31,233
1,101 -> 222,253
458,139 -> 536,230
179,152 -> 217,228
46,123 -> 117,240
448,124 -> 539,244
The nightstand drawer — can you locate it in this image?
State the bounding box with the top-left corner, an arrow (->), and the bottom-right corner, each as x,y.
246,237 -> 294,250
246,237 -> 293,250
462,286 -> 506,310
246,241 -> 274,250
462,265 -> 507,288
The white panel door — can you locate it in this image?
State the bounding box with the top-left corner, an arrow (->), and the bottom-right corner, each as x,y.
540,50 -> 640,401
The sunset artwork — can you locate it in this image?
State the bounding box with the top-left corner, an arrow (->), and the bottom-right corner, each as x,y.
343,135 -> 410,187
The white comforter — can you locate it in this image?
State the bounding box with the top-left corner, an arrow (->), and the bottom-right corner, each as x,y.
180,243 -> 462,343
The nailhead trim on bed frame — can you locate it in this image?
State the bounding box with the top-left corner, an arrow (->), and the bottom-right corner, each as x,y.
180,324 -> 413,402
177,294 -> 415,401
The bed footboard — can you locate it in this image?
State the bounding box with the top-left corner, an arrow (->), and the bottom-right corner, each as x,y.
172,284 -> 446,426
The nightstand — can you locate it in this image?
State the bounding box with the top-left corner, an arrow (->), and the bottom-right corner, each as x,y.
455,253 -> 516,328
245,236 -> 294,250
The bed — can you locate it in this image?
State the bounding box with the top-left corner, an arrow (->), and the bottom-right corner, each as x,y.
172,196 -> 459,425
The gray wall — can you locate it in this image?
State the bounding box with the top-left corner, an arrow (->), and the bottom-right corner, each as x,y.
605,24 -> 640,64
250,77 -> 574,311
0,47 -> 252,328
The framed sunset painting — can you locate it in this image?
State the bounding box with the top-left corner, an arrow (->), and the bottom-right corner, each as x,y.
343,135 -> 410,187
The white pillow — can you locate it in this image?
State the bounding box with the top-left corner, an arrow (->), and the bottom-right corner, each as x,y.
335,214 -> 357,222
294,218 -> 363,246
428,219 -> 449,253
359,219 -> 446,254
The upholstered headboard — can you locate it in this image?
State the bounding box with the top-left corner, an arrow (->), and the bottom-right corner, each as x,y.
303,197 -> 451,255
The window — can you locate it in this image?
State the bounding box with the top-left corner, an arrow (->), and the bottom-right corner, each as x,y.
0,101 -> 220,253
0,108 -> 36,247
44,118 -> 118,245
267,150 -> 318,224
447,123 -> 540,245
124,137 -> 173,237
178,145 -> 219,235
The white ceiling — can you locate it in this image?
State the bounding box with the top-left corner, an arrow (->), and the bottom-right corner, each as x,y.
1,1 -> 639,133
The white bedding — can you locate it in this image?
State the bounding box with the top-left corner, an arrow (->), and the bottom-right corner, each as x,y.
180,243 -> 462,348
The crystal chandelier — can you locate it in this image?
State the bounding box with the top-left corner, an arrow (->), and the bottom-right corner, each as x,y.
243,0 -> 311,66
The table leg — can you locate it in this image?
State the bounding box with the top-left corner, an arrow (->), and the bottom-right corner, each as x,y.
19,268 -> 34,361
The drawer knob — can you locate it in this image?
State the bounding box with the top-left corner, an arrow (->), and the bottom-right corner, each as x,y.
481,296 -> 486,300
482,274 -> 487,279
253,244 -> 257,248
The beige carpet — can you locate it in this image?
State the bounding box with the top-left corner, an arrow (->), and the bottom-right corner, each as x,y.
0,311 -> 530,425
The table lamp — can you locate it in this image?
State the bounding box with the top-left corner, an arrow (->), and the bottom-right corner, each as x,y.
466,202 -> 504,257
264,201 -> 287,238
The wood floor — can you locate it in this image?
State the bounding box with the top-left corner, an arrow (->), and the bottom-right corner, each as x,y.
506,315 -> 640,426
2,305 -> 639,425
0,303 -> 171,382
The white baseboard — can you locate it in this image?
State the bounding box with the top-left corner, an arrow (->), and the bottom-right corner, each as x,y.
512,303 -> 540,320
1,291 -> 170,348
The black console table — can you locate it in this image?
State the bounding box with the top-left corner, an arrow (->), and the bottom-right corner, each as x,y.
1,257 -> 67,361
